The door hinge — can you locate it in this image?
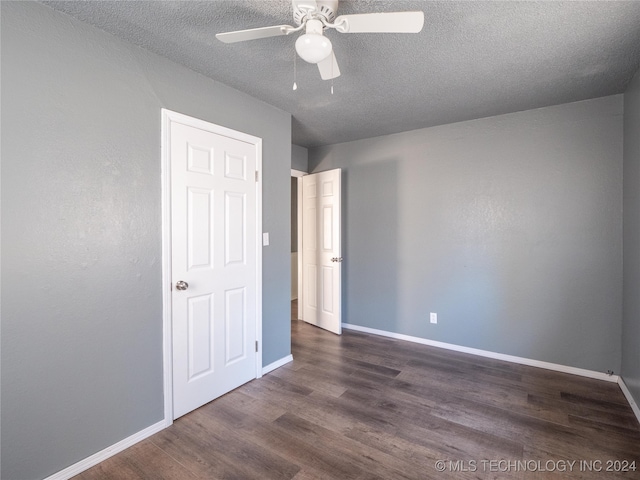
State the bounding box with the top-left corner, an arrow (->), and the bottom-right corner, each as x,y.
255,171 -> 259,182
255,340 -> 259,352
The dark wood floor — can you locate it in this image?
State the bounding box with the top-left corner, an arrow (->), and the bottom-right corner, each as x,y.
76,302 -> 640,479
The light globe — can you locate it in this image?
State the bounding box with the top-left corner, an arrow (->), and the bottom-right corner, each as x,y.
295,33 -> 332,64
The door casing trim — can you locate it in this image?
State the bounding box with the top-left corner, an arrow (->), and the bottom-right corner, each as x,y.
161,108 -> 263,424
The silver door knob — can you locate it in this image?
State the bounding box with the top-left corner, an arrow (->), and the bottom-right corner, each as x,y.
175,280 -> 189,291
331,257 -> 343,262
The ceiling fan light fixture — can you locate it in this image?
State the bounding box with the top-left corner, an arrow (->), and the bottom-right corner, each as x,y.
295,33 -> 332,64
217,1 -> 425,79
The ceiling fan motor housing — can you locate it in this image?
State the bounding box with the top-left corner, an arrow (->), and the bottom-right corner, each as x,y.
293,0 -> 338,25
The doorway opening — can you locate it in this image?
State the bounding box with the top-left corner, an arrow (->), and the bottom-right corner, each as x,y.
291,169 -> 305,324
291,168 -> 343,334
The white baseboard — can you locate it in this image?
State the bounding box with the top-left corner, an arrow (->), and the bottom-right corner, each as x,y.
262,354 -> 293,375
44,354 -> 294,479
44,419 -> 169,480
342,323 -> 619,383
618,377 -> 640,424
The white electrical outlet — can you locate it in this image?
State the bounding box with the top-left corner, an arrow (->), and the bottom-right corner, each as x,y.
430,312 -> 437,324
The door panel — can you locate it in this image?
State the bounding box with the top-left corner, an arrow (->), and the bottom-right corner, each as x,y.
170,118 -> 258,419
323,206 -> 333,249
308,265 -> 317,308
187,293 -> 214,380
225,287 -> 246,365
322,266 -> 333,313
225,192 -> 245,265
302,169 -> 342,334
188,188 -> 214,269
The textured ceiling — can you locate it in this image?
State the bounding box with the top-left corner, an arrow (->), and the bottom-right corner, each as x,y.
42,1 -> 640,148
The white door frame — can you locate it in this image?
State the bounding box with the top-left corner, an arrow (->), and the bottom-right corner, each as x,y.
291,169 -> 306,319
161,109 -> 263,424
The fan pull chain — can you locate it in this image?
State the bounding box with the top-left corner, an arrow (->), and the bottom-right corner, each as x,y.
293,48 -> 298,91
330,57 -> 334,94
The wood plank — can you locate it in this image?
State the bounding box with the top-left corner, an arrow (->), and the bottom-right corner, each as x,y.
74,301 -> 640,480
73,439 -> 199,480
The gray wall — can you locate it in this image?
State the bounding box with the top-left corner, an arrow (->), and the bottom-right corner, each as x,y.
309,96 -> 623,373
292,144 -> 309,172
623,68 -> 640,406
1,2 -> 291,479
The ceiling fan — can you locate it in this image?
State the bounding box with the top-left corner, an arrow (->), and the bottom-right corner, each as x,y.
216,0 -> 424,80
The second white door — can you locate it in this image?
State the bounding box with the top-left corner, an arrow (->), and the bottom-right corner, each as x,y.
302,169 -> 342,334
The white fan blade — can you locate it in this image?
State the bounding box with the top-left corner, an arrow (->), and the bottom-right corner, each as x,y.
317,51 -> 340,80
216,25 -> 293,43
334,11 -> 424,34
